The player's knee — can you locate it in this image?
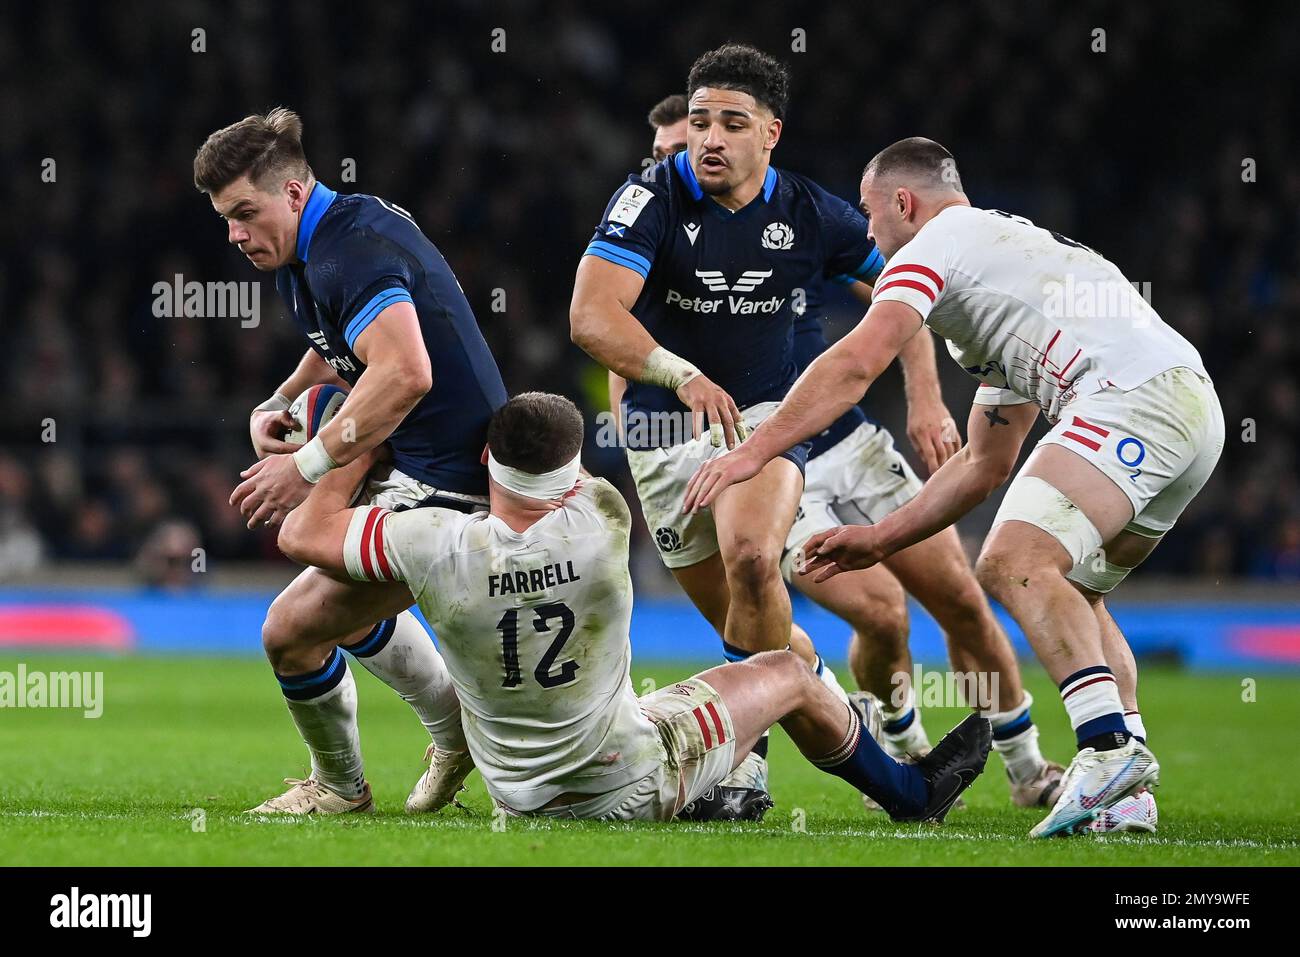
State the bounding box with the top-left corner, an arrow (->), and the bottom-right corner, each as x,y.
929,580 -> 996,644
722,536 -> 780,592
750,649 -> 817,702
261,596 -> 308,668
847,594 -> 909,653
974,545 -> 1029,599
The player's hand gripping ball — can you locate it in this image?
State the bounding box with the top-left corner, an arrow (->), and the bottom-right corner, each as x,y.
285,384 -> 348,444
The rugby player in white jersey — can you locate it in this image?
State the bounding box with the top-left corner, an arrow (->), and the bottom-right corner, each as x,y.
686,138 -> 1224,836
614,96 -> 1063,816
276,392 -> 992,822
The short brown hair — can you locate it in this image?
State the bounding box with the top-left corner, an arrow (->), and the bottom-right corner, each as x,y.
864,137 -> 963,192
193,107 -> 312,194
648,94 -> 688,130
487,393 -> 584,473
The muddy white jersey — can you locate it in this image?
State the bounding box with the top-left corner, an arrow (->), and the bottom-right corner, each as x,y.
872,205 -> 1207,422
343,478 -> 662,811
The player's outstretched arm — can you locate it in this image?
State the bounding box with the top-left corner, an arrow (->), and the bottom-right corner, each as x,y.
682,299 -> 924,512
571,256 -> 745,447
277,448 -> 383,576
799,398 -> 1038,582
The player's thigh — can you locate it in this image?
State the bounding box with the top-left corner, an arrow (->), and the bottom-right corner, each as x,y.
670,552 -> 731,637
711,455 -> 802,567
685,655 -> 806,767
265,566 -> 415,649
639,676 -> 742,809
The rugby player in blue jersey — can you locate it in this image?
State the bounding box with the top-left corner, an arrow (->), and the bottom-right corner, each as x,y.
572,45 -> 900,810
610,93 -> 1063,816
194,108 -> 506,814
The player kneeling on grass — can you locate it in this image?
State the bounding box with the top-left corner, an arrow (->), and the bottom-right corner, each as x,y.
277,392 -> 991,822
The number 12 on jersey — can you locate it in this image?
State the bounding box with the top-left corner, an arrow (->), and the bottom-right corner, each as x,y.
498,603 -> 579,689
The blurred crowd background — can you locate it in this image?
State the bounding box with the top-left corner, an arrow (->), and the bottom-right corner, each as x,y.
3,0 -> 1297,587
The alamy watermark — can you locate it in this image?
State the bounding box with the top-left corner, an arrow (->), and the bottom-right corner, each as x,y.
152,274 -> 260,328
0,665 -> 103,718
892,664 -> 999,712
1043,275 -> 1154,325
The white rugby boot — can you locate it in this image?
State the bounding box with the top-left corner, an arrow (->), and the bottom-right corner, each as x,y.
245,777 -> 374,815
1030,737 -> 1159,838
404,743 -> 474,813
1090,788 -> 1158,833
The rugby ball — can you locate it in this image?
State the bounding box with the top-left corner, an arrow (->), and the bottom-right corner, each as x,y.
286,384 -> 348,445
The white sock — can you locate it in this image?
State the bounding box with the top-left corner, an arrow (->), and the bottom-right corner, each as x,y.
814,655 -> 850,705
880,685 -> 930,752
278,649 -> 366,800
986,692 -> 1047,784
1124,710 -> 1147,743
343,610 -> 466,752
1060,666 -> 1127,748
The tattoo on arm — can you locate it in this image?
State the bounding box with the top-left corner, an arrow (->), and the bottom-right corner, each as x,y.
984,408 -> 1010,428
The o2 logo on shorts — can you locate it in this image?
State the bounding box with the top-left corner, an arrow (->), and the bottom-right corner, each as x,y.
1116,437 -> 1146,483
655,526 -> 685,552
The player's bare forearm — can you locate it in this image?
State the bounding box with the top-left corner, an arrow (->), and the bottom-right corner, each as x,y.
323,300 -> 432,466
316,366 -> 422,465
749,300 -> 922,463
570,256 -> 662,380
747,348 -> 874,462
872,399 -> 1037,555
898,326 -> 944,407
278,450 -> 378,572
608,371 -> 627,433
869,447 -> 995,555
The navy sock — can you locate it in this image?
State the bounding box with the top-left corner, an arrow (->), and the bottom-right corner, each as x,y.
275,648 -> 348,701
883,707 -> 917,735
340,616 -> 397,658
721,638 -> 752,663
813,709 -> 928,818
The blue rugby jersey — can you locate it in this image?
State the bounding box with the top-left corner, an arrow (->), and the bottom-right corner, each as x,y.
274,184 -> 506,494
583,152 -> 884,450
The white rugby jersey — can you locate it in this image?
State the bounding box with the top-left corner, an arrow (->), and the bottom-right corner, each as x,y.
872,206 -> 1207,422
343,478 -> 662,811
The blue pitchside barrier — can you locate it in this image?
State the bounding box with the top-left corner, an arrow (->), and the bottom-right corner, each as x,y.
0,587 -> 1297,671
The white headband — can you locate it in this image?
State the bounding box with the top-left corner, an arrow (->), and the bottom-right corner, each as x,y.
487,450 -> 582,501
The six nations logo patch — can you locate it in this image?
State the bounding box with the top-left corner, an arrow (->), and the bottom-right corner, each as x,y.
761,221 -> 794,250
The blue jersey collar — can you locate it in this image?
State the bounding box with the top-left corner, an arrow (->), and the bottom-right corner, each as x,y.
673,151 -> 778,206
296,182 -> 338,262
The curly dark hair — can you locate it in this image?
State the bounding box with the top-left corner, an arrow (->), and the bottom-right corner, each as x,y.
687,43 -> 790,119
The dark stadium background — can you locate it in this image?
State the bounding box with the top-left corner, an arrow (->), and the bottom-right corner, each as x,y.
1,1 -> 1296,609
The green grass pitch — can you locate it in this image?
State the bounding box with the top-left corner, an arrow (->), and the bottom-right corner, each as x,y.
2,654 -> 1297,866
